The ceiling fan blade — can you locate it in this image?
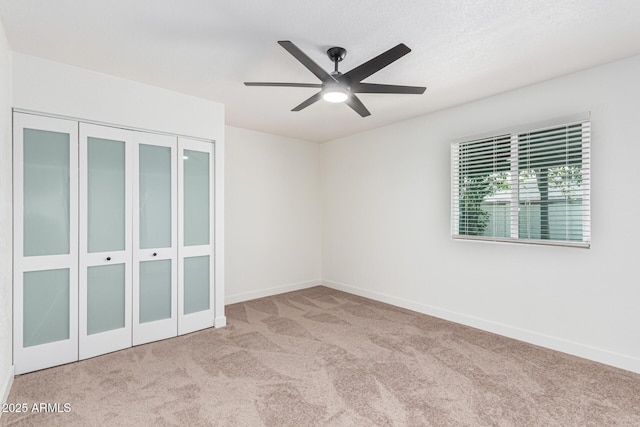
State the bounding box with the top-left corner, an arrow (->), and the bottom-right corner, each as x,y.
342,43 -> 411,84
352,83 -> 426,94
244,82 -> 322,88
292,92 -> 322,111
345,94 -> 371,117
278,40 -> 336,83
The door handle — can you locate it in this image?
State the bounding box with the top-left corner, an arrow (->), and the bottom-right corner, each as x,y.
152,252 -> 157,257
106,256 -> 111,261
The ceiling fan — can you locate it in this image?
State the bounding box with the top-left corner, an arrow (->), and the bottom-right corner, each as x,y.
244,41 -> 426,117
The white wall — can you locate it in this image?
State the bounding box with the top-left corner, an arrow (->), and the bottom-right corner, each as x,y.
225,126 -> 321,303
0,17 -> 12,409
322,54 -> 640,373
12,53 -> 224,140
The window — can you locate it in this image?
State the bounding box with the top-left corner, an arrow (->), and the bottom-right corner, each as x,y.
451,114 -> 590,247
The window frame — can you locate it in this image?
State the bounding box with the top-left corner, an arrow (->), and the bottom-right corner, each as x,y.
451,113 -> 591,248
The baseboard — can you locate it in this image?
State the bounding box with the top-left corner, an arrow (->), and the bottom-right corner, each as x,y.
214,316 -> 227,328
225,279 -> 321,305
322,279 -> 640,374
0,364 -> 14,416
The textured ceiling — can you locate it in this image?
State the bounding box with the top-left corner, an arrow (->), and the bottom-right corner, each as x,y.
1,0 -> 640,142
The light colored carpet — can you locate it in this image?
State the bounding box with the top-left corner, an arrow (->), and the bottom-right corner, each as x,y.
2,286 -> 640,426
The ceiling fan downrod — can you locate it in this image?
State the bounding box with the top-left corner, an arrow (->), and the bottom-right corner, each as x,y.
326,46 -> 346,74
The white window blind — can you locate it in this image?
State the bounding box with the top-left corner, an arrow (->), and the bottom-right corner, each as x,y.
451,114 -> 591,248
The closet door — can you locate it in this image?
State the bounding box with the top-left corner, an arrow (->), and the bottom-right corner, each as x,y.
178,138 -> 214,335
79,124 -> 133,359
133,132 -> 178,345
13,113 -> 79,374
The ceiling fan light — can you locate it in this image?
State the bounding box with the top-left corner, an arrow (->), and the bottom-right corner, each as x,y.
322,86 -> 349,103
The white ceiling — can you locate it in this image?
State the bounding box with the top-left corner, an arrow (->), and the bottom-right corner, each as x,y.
1,1 -> 640,142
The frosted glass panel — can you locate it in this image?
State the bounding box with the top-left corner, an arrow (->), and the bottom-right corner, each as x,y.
183,150 -> 210,246
88,137 -> 126,253
184,256 -> 210,315
23,269 -> 70,347
87,264 -> 126,335
139,260 -> 171,323
23,129 -> 70,257
139,144 -> 172,249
